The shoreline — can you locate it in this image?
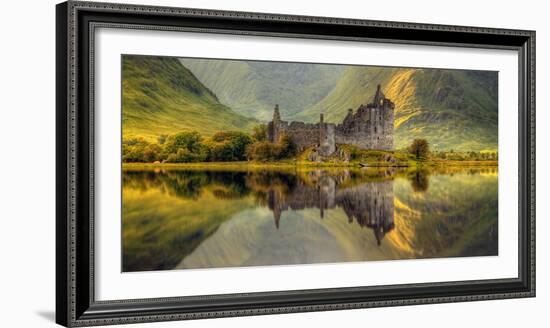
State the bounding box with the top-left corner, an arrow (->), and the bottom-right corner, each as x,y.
122,160 -> 498,170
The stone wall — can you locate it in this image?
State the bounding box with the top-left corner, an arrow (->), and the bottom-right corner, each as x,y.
285,121 -> 323,151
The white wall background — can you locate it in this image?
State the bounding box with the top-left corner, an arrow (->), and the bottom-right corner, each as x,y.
0,0 -> 545,327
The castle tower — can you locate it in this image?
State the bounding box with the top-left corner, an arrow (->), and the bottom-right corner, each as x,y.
333,84 -> 395,150
273,104 -> 281,122
268,104 -> 282,143
362,84 -> 394,149
373,84 -> 384,106
319,112 -> 335,156
268,189 -> 282,229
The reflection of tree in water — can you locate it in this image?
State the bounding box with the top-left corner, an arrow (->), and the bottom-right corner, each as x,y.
122,170 -> 256,272
123,170 -> 252,200
123,167 -> 499,271
123,168 -> 429,246
409,169 -> 430,192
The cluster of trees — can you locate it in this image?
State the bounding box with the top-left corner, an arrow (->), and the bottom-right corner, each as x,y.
122,124 -> 297,163
408,139 -> 498,161
245,134 -> 296,161
124,133 -> 496,164
123,131 -> 252,163
432,150 -> 499,161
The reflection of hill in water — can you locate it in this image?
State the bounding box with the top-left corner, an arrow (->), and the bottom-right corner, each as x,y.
122,167 -> 498,271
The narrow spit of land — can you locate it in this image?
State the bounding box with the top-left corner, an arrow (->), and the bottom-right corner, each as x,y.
122,159 -> 498,171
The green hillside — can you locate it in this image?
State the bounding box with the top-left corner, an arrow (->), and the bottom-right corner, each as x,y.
178,58 -> 344,121
296,67 -> 498,152
122,55 -> 257,141
123,55 -> 498,152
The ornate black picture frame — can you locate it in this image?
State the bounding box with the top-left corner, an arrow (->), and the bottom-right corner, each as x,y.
56,1 -> 535,326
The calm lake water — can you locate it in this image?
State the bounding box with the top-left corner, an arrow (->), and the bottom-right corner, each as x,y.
122,166 -> 498,272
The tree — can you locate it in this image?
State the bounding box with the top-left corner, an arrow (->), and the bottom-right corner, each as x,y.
163,131 -> 203,155
245,141 -> 278,162
277,133 -> 297,159
122,137 -> 150,162
166,148 -> 192,163
158,134 -> 168,145
165,146 -> 208,163
409,139 -> 429,159
252,124 -> 268,141
161,131 -> 210,163
245,133 -> 297,162
205,140 -> 235,162
143,144 -> 162,162
208,131 -> 253,161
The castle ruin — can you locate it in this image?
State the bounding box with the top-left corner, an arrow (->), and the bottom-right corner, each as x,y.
267,84 -> 395,156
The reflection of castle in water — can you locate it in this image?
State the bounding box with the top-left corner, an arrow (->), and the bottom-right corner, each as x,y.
266,171 -> 395,245
123,168 -> 401,247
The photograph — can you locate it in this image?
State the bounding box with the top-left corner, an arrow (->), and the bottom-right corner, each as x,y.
121,55 -> 499,272
49,1 -> 537,327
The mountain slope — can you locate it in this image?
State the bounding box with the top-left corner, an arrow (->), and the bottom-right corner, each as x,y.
122,55 -> 257,141
296,67 -> 498,151
178,58 -> 344,121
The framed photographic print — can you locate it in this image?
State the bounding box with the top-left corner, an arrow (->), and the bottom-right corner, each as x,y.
56,1 -> 535,326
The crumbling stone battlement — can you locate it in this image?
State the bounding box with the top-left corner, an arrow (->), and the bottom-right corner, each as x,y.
267,84 -> 394,156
